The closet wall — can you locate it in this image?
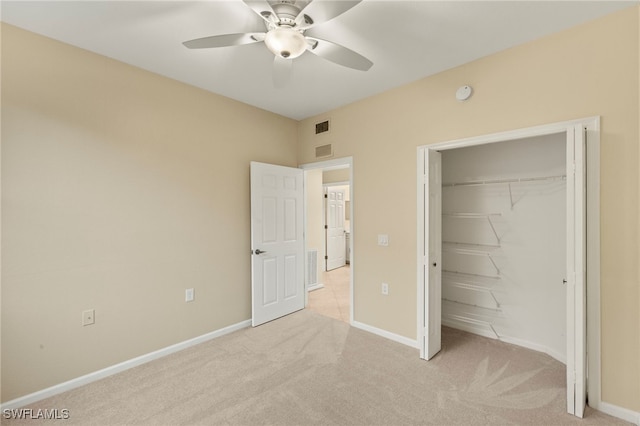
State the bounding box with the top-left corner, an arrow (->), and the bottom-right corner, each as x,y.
441,133 -> 567,361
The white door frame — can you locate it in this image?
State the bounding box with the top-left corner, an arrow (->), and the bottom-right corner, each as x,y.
300,157 -> 354,324
417,117 -> 600,416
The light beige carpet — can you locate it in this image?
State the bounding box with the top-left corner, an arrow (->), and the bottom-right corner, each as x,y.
3,310 -> 628,425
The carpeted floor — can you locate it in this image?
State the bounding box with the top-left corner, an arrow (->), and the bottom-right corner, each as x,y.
3,310 -> 628,425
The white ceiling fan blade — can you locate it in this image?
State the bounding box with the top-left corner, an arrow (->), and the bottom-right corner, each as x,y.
273,56 -> 293,89
243,0 -> 279,24
183,33 -> 265,49
306,37 -> 372,71
295,0 -> 362,30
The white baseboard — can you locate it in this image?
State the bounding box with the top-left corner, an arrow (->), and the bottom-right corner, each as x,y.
592,400 -> 640,425
307,283 -> 324,292
0,319 -> 252,411
351,321 -> 420,349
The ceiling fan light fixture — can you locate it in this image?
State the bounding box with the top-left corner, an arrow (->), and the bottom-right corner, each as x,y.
264,27 -> 306,59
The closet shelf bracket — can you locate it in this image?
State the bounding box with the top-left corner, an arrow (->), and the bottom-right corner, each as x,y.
508,183 -> 514,211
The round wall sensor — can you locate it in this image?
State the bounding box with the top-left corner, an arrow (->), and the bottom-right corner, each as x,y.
456,85 -> 473,101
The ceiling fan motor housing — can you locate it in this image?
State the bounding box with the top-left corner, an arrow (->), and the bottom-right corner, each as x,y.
263,2 -> 308,59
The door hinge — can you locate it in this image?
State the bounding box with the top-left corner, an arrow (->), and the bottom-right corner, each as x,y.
324,225 -> 328,229
324,255 -> 328,260
324,194 -> 328,198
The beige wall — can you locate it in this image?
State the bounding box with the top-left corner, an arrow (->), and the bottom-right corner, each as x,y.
1,24 -> 298,402
304,169 -> 324,282
299,6 -> 640,412
323,168 -> 350,184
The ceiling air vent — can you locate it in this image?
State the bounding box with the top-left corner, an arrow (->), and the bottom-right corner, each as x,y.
315,120 -> 330,135
315,144 -> 333,159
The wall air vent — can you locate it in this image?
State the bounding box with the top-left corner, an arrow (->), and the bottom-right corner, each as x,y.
315,144 -> 333,159
315,120 -> 330,135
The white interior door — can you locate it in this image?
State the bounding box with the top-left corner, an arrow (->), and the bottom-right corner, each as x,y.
250,162 -> 305,327
424,149 -> 442,360
325,187 -> 346,271
566,125 -> 586,417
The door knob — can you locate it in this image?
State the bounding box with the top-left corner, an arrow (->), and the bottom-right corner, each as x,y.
254,249 -> 267,255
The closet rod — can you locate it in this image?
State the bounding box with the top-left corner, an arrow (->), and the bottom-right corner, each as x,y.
442,241 -> 500,249
442,174 -> 566,188
442,213 -> 501,218
442,269 -> 500,280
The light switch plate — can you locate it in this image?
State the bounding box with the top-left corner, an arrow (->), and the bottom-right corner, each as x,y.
377,234 -> 389,246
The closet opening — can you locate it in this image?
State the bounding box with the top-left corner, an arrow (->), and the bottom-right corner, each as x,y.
417,117 -> 600,418
440,133 -> 567,361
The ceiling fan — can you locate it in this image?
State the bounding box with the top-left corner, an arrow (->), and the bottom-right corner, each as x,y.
183,0 -> 373,87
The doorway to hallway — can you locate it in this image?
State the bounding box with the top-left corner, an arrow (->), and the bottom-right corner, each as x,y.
301,157 -> 353,325
307,265 -> 350,323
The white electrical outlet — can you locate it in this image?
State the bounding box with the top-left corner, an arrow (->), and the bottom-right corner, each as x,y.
82,309 -> 95,326
185,288 -> 194,302
381,283 -> 389,295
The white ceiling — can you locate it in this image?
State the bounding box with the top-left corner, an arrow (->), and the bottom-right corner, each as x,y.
1,1 -> 635,120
